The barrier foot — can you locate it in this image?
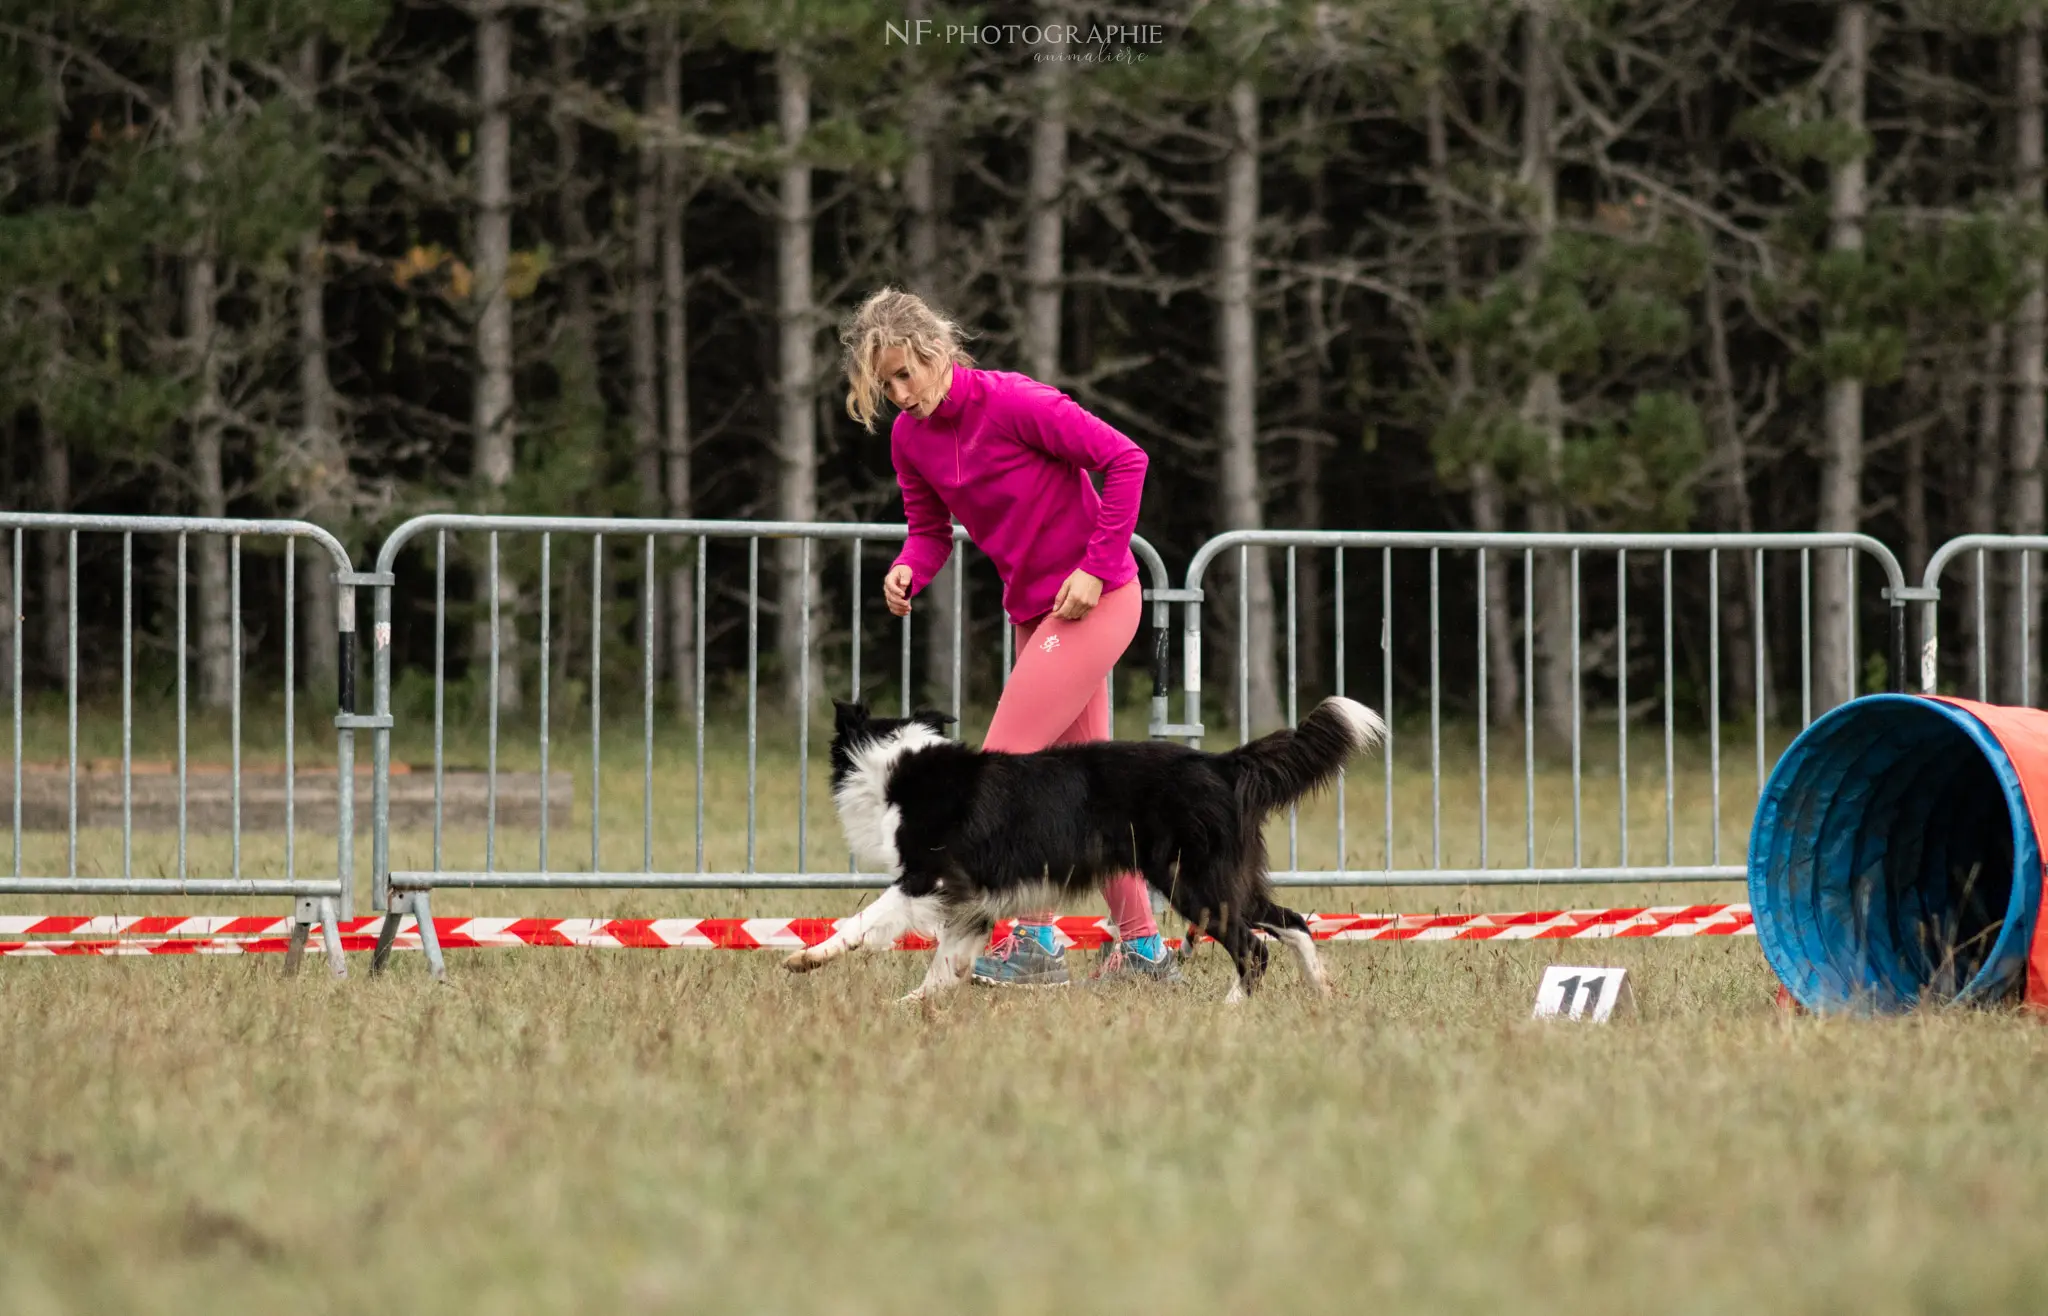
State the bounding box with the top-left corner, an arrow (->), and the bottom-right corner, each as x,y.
319,897 -> 347,979
413,892 -> 447,981
370,909 -> 403,975
283,915 -> 309,977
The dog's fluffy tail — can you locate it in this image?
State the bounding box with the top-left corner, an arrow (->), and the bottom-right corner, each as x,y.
1221,696 -> 1387,817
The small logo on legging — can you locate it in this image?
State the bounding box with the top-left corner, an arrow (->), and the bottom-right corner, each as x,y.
1040,635 -> 1060,653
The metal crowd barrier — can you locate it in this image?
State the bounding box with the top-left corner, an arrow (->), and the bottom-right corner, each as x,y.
1,512 -> 359,975
1177,531 -> 1910,887
1916,535 -> 2048,701
15,510 -> 1991,978
364,515 -> 1175,976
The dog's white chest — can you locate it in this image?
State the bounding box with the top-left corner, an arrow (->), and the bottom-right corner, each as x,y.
833,771 -> 902,871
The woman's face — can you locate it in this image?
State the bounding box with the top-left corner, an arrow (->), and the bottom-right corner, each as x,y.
876,345 -> 948,419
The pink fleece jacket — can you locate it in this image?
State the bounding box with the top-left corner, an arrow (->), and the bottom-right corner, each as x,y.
889,365 -> 1148,624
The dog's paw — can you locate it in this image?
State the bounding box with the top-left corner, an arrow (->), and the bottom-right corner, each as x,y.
783,947 -> 830,973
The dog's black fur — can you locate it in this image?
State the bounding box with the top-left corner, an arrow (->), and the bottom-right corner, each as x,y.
807,695 -> 1385,998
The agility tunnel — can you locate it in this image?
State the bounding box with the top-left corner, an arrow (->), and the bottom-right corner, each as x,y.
1750,694 -> 2048,1013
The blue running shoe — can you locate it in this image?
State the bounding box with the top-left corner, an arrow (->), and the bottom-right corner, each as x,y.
970,923 -> 1071,987
1089,933 -> 1185,985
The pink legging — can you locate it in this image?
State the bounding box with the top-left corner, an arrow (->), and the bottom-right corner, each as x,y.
983,578 -> 1158,941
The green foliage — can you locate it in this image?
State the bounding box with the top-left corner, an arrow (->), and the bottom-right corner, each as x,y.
1734,96 -> 1874,170
1425,218 -> 1707,525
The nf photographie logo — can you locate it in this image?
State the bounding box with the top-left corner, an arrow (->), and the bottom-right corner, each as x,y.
885,19 -> 1165,62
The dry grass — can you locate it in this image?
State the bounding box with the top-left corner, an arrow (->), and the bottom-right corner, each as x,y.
6,944 -> 2048,1314
6,701 -> 2046,1313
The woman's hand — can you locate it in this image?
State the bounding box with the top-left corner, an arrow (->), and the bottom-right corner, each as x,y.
884,564 -> 914,617
1051,569 -> 1103,621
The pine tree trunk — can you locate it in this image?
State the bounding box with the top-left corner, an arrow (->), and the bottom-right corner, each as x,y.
472,0 -> 520,712
175,41 -> 232,712
36,411 -> 68,683
775,48 -> 820,709
1519,0 -> 1572,745
33,44 -> 68,685
0,533 -> 11,670
561,25 -> 655,682
1428,76 -> 1518,726
1964,324 -> 2007,694
1815,0 -> 1869,713
656,17 -> 695,715
2006,13 -> 2046,703
1024,1 -> 1068,383
627,43 -> 662,689
1295,275 -> 1327,698
1218,73 -> 1281,736
906,0 -> 960,708
1703,255 -> 1760,718
294,36 -> 343,702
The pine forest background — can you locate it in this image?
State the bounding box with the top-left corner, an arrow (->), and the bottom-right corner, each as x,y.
3,0 -> 2047,739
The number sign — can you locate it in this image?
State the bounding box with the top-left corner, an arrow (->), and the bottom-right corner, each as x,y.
1531,966 -> 1634,1022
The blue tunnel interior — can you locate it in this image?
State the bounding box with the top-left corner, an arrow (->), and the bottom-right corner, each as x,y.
1748,695 -> 2041,1013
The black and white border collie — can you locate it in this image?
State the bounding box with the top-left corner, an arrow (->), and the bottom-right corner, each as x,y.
785,695 -> 1388,1002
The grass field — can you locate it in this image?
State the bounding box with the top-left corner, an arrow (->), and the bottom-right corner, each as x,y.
6,700 -> 2047,1313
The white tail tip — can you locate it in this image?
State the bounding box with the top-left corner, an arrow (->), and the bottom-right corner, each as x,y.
1322,696 -> 1388,753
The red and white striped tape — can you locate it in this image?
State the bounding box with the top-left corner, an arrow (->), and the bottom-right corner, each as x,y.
0,904 -> 1753,958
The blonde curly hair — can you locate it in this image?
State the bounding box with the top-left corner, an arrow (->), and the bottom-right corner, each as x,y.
838,287 -> 978,433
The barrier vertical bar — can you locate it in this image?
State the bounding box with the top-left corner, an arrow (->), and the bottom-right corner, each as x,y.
1617,550 -> 1628,869
177,533 -> 187,881
799,538 -> 812,872
1847,551 -> 1859,699
487,532 -> 500,874
1976,551 -> 1988,700
747,536 -> 758,873
1428,547 -> 1440,869
1662,550 -> 1675,866
1382,547 -> 1392,871
372,543 -> 395,914
1335,547 -> 1346,873
124,534 -> 135,880
1183,538 -> 1202,751
335,560 -> 358,926
1524,550 -> 1535,869
949,537 -> 964,728
434,532 -> 446,872
1238,545 -> 1249,746
1888,592 -> 1907,695
2026,553 -> 2034,706
1570,548 -> 1582,868
849,539 -> 860,873
66,531 -> 76,878
695,537 -> 707,873
592,534 -> 604,873
540,534 -> 551,873
643,535 -> 655,874
1477,548 -> 1489,871
1755,548 -> 1766,799
1286,545 -> 1298,871
1800,547 -> 1812,727
9,528 -> 19,879
230,535 -> 241,881
1709,551 -> 1721,865
284,546 -> 294,884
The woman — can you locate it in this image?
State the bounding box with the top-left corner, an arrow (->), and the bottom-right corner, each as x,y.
838,286 -> 1176,986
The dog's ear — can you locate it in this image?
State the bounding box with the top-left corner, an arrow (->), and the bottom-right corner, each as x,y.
833,698 -> 870,732
912,708 -> 957,736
